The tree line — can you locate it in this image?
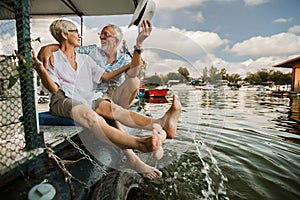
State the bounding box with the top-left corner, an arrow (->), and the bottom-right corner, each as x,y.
144,66 -> 292,86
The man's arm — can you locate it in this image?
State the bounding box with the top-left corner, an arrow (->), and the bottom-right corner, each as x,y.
125,19 -> 151,77
37,44 -> 60,68
135,20 -> 152,50
101,50 -> 143,81
101,62 -> 131,81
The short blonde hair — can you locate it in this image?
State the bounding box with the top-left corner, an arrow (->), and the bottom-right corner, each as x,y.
49,19 -> 77,43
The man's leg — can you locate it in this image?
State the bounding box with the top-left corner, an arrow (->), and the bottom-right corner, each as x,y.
112,77 -> 139,108
96,94 -> 182,139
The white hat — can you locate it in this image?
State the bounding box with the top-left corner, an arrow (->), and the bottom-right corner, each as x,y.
128,0 -> 156,28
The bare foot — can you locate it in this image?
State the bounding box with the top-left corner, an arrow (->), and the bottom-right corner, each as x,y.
127,155 -> 163,179
139,123 -> 167,153
152,123 -> 165,160
140,166 -> 162,179
151,123 -> 167,151
161,94 -> 182,139
153,147 -> 164,160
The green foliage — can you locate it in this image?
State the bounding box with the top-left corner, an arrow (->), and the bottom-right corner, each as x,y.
245,69 -> 292,85
7,54 -> 31,90
145,74 -> 162,85
4,37 -> 40,90
201,66 -> 290,86
269,70 -> 292,85
8,75 -> 18,89
141,65 -> 291,87
202,66 -> 222,84
177,67 -> 190,81
228,73 -> 242,84
144,67 -> 191,86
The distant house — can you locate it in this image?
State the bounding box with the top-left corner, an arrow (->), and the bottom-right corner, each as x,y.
167,80 -> 180,87
273,56 -> 300,93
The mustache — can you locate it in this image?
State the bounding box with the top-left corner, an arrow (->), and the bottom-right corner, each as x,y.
101,40 -> 115,47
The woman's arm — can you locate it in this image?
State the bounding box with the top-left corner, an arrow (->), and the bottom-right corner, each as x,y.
32,50 -> 59,94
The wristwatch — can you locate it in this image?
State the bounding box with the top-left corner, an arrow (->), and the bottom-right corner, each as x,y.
134,45 -> 143,54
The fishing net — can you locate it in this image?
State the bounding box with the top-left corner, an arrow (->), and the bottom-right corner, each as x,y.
0,0 -> 40,183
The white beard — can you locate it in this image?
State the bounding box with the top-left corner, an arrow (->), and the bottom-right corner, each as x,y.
101,40 -> 115,53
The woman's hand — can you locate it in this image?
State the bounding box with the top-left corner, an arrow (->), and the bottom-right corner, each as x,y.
32,48 -> 59,94
32,49 -> 46,74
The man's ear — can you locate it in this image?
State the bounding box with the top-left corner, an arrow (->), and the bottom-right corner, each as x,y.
115,39 -> 119,46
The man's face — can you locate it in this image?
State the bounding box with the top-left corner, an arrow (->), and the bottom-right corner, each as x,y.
99,26 -> 118,53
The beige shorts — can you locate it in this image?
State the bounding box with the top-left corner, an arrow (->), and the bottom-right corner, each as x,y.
49,90 -> 107,118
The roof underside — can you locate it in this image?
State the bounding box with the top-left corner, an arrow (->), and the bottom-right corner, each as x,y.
0,0 -> 138,19
273,56 -> 300,68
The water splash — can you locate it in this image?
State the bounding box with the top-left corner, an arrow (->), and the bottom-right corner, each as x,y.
194,137 -> 229,200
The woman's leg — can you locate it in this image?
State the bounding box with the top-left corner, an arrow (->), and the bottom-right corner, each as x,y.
70,104 -> 166,152
123,149 -> 163,179
112,120 -> 164,179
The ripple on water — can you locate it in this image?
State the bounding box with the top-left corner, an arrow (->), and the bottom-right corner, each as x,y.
140,89 -> 300,199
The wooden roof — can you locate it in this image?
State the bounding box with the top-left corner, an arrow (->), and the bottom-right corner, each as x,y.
273,56 -> 300,68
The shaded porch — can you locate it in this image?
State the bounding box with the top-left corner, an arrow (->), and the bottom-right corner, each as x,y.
273,56 -> 300,94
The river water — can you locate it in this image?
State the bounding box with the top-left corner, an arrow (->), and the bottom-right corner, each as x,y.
139,85 -> 300,200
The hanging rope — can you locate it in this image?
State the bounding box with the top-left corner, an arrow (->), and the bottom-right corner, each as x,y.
44,144 -> 89,199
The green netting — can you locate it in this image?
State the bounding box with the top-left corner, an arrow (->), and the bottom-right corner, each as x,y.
0,0 -> 39,180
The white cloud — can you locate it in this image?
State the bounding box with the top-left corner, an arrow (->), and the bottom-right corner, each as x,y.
142,50 -> 198,76
229,33 -> 300,57
81,27 -> 100,45
30,18 -> 58,52
0,33 -> 17,55
119,26 -> 229,77
30,18 -> 85,52
165,27 -> 228,53
288,25 -> 300,35
120,26 -> 229,64
193,11 -> 205,23
243,56 -> 291,75
273,18 -> 293,23
29,18 -> 228,64
244,0 -> 269,6
22,18 -> 296,79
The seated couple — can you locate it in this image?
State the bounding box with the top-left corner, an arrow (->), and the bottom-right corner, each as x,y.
33,19 -> 181,179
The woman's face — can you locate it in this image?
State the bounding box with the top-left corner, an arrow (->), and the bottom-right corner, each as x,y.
67,28 -> 81,47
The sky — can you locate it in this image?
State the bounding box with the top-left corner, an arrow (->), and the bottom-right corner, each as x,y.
1,0 -> 300,78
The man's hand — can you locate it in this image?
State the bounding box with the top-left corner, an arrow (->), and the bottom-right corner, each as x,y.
127,61 -> 146,78
136,20 -> 152,49
37,44 -> 60,69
